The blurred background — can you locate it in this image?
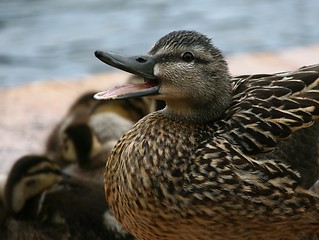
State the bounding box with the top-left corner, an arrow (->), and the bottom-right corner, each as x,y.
0,0 -> 318,88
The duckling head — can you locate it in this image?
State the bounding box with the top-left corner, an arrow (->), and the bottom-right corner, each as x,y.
95,30 -> 232,123
4,155 -> 63,214
61,124 -> 102,168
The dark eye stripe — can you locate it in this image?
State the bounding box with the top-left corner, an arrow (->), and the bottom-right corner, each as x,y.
26,168 -> 61,177
156,54 -> 209,64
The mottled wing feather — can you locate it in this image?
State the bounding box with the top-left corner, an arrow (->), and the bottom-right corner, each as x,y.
299,64 -> 319,73
190,137 -> 319,220
195,137 -> 300,188
214,65 -> 319,155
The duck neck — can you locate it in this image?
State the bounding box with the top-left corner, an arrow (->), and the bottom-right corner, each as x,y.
163,96 -> 231,124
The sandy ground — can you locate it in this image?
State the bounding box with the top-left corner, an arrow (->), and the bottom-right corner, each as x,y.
0,45 -> 319,174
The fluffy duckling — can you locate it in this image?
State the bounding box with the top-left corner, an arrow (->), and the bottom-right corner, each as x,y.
94,30 -> 319,239
60,106 -> 135,183
46,77 -> 161,166
46,91 -> 99,165
1,155 -> 134,240
46,90 -> 153,183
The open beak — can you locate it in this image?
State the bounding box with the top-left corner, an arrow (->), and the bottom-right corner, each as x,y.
94,50 -> 160,100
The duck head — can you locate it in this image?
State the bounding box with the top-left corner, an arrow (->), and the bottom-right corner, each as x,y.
94,30 -> 232,123
4,155 -> 64,214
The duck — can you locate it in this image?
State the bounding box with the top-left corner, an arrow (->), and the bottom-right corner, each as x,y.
46,89 -> 154,183
93,30 -> 319,240
1,154 -> 134,240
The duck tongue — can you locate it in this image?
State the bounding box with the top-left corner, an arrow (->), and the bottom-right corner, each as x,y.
94,81 -> 159,100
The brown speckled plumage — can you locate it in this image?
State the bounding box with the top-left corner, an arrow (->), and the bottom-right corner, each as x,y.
95,30 -> 319,239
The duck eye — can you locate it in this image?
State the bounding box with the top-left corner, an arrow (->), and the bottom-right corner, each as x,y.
182,52 -> 194,62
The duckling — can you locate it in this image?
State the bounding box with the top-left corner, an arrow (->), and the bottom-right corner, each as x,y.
93,30 -> 319,239
60,109 -> 134,183
46,91 -> 99,165
46,90 -> 153,183
56,91 -> 153,183
1,155 -> 134,240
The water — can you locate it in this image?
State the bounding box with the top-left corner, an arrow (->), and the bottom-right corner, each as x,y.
0,0 -> 318,88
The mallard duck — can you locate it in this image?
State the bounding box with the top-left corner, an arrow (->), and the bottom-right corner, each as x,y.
93,30 -> 319,239
1,155 -> 134,240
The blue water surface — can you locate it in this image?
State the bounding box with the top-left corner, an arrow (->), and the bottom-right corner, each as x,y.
0,0 -> 318,87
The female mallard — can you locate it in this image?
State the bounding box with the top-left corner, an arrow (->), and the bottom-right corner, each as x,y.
1,155 -> 134,240
94,30 -> 319,239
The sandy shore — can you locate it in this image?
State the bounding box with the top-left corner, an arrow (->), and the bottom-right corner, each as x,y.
1,45 -> 319,173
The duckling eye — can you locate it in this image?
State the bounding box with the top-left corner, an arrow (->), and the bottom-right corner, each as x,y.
42,166 -> 51,173
182,52 -> 194,62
